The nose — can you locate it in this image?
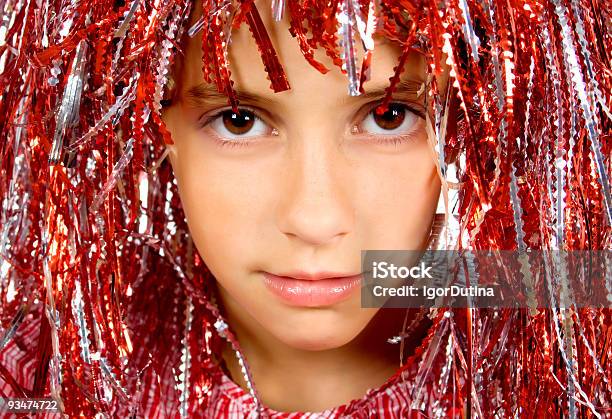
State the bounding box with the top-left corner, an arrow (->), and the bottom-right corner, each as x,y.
276,138 -> 353,247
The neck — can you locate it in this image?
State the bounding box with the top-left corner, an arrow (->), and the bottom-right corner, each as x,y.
218,293 -> 428,412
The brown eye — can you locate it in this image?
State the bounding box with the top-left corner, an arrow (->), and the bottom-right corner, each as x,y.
208,108 -> 270,140
222,110 -> 256,135
358,102 -> 419,138
373,103 -> 406,130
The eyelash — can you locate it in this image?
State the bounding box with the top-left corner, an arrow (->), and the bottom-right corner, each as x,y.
368,135 -> 414,147
355,102 -> 425,145
197,101 -> 426,148
197,107 -> 265,148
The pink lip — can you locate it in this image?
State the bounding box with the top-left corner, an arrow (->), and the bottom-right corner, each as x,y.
262,271 -> 363,307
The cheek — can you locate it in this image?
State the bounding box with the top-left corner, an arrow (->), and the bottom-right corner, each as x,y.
353,141 -> 440,248
170,134 -> 278,275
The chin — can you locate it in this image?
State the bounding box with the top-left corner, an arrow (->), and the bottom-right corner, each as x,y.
275,328 -> 356,351
263,305 -> 376,351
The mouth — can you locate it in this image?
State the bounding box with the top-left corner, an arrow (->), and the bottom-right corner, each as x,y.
261,271 -> 363,307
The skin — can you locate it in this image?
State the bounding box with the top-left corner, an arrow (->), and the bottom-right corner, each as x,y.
162,2 -> 444,413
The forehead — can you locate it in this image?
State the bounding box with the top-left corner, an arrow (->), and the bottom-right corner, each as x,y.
177,2 -> 428,104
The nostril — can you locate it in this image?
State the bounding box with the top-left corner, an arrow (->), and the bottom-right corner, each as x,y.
277,204 -> 352,246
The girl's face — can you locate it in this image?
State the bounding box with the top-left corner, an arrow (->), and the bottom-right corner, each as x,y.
163,10 -> 441,351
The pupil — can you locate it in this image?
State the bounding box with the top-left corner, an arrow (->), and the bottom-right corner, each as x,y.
374,104 -> 406,130
223,110 -> 255,134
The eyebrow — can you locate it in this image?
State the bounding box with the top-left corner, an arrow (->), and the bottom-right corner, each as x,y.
344,79 -> 425,103
184,83 -> 274,107
183,78 -> 425,107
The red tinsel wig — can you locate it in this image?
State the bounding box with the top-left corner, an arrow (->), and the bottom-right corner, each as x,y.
0,0 -> 610,416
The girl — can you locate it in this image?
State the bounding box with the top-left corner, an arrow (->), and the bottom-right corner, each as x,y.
0,0 -> 610,417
